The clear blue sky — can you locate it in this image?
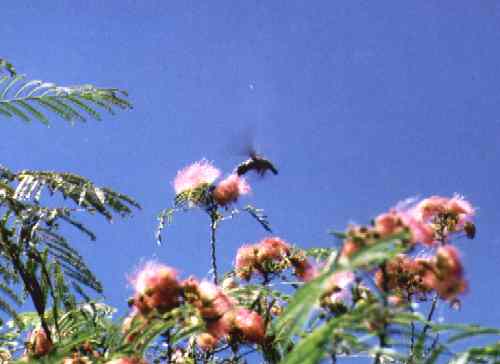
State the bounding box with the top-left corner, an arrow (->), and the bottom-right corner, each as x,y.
2,1 -> 500,331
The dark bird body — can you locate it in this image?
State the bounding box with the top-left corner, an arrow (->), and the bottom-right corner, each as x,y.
236,152 -> 278,176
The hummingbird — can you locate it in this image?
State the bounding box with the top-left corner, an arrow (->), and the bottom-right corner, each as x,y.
235,150 -> 278,177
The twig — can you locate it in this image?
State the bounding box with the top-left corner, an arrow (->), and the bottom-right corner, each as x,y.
422,295 -> 438,337
209,212 -> 218,285
373,263 -> 390,364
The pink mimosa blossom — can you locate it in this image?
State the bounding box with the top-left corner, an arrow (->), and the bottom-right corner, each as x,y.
235,244 -> 258,280
173,160 -> 221,194
435,245 -> 463,277
193,280 -> 234,319
256,237 -> 291,262
232,308 -> 266,344
196,332 -> 219,351
130,261 -> 181,314
400,212 -> 436,246
414,195 -> 475,224
375,210 -> 436,246
213,174 -> 251,206
414,196 -> 449,221
292,258 -> 318,282
326,271 -> 355,303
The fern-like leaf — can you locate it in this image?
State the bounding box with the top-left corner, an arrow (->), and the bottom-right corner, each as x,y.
0,59 -> 16,77
156,208 -> 175,245
244,204 -> 273,232
0,74 -> 132,124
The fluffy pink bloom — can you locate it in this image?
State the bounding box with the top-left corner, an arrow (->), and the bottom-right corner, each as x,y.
326,271 -> 355,303
374,212 -> 403,237
414,196 -> 449,221
293,259 -> 319,282
375,210 -> 435,246
235,237 -> 292,280
213,174 -> 251,206
447,194 -> 475,226
173,160 -> 221,194
414,195 -> 475,223
196,280 -> 234,319
231,308 -> 266,344
130,261 -> 180,314
435,245 -> 463,277
400,212 -> 436,246
235,244 -> 258,280
206,315 -> 232,339
256,237 -> 291,262
196,332 -> 219,351
426,245 -> 467,300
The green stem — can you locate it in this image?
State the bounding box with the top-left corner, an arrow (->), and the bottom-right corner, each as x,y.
210,213 -> 218,285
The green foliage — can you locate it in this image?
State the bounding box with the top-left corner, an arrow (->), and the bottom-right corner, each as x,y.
244,204 -> 273,233
0,73 -> 131,125
156,191 -> 273,245
0,58 -> 16,77
273,233 -> 408,348
10,302 -> 117,363
0,165 -> 140,328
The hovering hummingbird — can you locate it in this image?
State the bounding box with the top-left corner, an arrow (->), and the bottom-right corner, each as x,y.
235,150 -> 278,177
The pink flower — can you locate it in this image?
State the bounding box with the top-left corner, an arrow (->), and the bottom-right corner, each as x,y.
326,272 -> 355,303
431,245 -> 467,300
173,160 -> 221,194
374,212 -> 403,237
235,244 -> 258,280
256,237 -> 291,262
414,196 -> 449,221
435,245 -> 463,277
290,255 -> 319,282
195,280 -> 234,319
232,308 -> 266,344
212,174 -> 251,206
414,195 -> 475,224
400,212 -> 436,246
196,332 -> 219,351
234,237 -> 292,280
375,210 -> 435,246
130,261 -> 181,314
447,194 -> 475,226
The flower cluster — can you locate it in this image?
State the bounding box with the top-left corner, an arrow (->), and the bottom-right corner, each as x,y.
173,160 -> 221,195
172,160 -> 250,207
235,237 -> 292,280
340,195 -> 475,260
414,195 -> 475,240
375,246 -> 467,303
183,279 -> 266,350
129,261 -> 181,314
289,251 -> 318,282
374,254 -> 434,301
212,174 -> 251,206
319,271 -> 356,312
371,195 -> 474,302
426,245 -> 467,300
124,261 -> 267,352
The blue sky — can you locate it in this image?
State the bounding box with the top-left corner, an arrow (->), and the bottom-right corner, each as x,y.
2,0 -> 500,334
